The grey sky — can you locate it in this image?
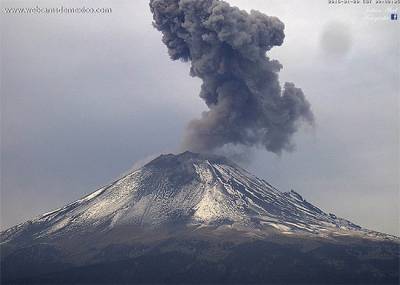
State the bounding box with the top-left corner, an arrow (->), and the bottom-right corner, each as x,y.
1,0 -> 399,236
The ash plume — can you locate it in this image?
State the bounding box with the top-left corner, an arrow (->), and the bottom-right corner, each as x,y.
150,0 -> 314,154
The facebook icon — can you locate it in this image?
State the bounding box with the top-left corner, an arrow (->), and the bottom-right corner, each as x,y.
391,13 -> 398,20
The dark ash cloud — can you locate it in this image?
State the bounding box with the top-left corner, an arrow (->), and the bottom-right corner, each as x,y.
150,0 -> 314,154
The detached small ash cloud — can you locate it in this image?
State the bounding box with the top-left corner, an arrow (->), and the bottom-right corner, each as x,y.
320,21 -> 352,58
150,0 -> 314,154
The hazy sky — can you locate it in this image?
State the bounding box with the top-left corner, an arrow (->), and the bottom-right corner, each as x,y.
1,0 -> 399,235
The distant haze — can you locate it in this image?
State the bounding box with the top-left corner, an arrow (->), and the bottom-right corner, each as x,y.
1,0 -> 399,236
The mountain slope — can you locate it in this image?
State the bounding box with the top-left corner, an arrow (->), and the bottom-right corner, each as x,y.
1,151 -> 394,242
1,151 -> 399,284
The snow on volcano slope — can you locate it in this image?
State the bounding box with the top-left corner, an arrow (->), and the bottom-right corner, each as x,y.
0,151 -> 397,244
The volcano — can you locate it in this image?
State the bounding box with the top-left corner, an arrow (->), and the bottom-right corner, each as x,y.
1,151 -> 399,284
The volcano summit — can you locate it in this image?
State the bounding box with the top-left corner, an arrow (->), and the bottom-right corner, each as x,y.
1,152 -> 398,284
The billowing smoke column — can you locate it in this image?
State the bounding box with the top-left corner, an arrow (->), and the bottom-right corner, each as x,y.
150,0 -> 314,154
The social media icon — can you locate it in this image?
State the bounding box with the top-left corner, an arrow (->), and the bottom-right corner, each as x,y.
391,13 -> 398,20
